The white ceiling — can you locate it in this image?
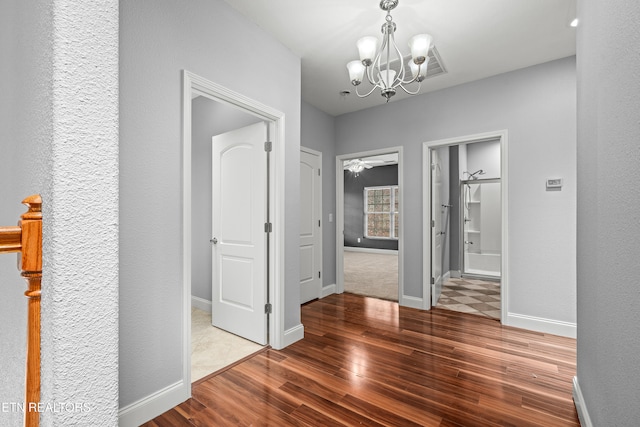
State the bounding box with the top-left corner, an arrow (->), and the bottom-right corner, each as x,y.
222,0 -> 577,117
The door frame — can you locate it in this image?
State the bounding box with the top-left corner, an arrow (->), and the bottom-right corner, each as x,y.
300,146 -> 323,303
336,147 -> 404,303
422,130 -> 508,323
182,70 -> 286,392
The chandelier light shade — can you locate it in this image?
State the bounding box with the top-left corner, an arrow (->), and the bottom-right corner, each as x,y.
346,0 -> 433,101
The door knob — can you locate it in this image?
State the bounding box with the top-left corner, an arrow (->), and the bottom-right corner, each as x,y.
210,238 -> 218,244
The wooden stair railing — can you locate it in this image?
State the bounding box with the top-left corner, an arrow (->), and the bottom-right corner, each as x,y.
0,195 -> 42,427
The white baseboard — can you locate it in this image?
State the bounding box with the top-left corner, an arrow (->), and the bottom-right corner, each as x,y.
443,271 -> 451,282
450,270 -> 461,278
573,376 -> 593,427
321,284 -> 336,298
191,295 -> 211,312
506,312 -> 576,338
344,247 -> 398,255
282,323 -> 304,347
400,295 -> 424,310
118,380 -> 189,427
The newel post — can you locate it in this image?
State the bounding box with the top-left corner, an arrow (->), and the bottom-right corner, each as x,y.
19,195 -> 42,427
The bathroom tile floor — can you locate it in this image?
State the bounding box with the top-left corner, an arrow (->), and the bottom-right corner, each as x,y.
435,277 -> 501,320
191,307 -> 264,382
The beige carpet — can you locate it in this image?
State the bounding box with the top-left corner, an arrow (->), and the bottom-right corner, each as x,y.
344,250 -> 398,301
191,307 -> 264,382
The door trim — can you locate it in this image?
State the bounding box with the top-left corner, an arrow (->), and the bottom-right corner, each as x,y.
182,70 -> 286,398
422,130 -> 509,323
336,147 -> 404,304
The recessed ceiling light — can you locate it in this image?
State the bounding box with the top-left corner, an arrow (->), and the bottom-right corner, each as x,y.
570,18 -> 579,27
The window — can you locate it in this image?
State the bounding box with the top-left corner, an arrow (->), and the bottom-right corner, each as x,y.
364,186 -> 399,239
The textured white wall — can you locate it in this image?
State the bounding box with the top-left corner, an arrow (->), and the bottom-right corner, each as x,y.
1,1 -> 119,426
119,0 -> 301,414
40,1 -> 120,425
576,0 -> 640,424
336,57 -> 577,329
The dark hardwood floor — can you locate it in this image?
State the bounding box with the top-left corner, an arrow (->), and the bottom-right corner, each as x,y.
144,293 -> 579,426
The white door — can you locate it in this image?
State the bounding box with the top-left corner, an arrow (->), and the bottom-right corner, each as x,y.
299,149 -> 322,303
431,149 -> 443,306
211,122 -> 267,345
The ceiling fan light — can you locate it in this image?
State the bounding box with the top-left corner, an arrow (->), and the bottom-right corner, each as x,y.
347,60 -> 366,85
408,34 -> 432,65
357,36 -> 378,66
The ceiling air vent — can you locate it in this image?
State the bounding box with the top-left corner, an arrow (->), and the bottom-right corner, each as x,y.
379,46 -> 447,80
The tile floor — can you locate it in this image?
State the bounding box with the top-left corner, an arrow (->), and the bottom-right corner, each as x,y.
191,307 -> 264,382
435,277 -> 501,319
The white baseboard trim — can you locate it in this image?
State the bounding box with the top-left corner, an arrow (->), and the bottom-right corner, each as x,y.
573,376 -> 593,427
344,246 -> 398,255
400,295 -> 424,310
506,312 -> 576,338
282,323 -> 304,347
191,295 -> 211,312
443,271 -> 451,282
118,380 -> 189,427
321,284 -> 336,298
449,270 -> 461,279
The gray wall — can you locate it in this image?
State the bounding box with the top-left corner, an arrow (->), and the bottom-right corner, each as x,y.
344,165 -> 399,250
120,0 -> 301,412
336,57 -> 577,327
301,101 -> 336,288
576,0 -> 640,424
191,97 -> 262,302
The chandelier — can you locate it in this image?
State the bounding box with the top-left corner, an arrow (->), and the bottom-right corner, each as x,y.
346,0 -> 432,101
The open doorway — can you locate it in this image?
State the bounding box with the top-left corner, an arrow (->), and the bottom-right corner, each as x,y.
190,95 -> 265,382
423,131 -> 508,322
182,71 -> 287,389
336,148 -> 404,302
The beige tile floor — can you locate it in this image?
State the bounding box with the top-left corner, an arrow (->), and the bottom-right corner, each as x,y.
435,277 -> 501,319
191,307 -> 264,382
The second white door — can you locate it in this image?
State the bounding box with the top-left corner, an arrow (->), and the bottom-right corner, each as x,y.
299,148 -> 322,304
211,122 -> 268,345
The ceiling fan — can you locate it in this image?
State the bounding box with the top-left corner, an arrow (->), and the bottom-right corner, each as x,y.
344,158 -> 384,174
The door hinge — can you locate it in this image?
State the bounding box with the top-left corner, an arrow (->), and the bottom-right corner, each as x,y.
318,169 -> 321,176
264,141 -> 272,152
430,277 -> 435,285
431,219 -> 435,227
318,271 -> 321,279
265,303 -> 272,314
264,222 -> 273,233
318,220 -> 321,227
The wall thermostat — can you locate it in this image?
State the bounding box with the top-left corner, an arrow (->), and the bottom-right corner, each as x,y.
546,178 -> 563,189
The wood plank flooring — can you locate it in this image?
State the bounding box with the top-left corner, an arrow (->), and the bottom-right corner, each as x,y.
144,294 -> 579,426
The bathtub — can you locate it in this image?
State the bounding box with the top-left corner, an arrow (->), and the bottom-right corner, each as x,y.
464,252 -> 501,278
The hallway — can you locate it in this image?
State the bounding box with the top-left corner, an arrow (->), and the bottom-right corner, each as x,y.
147,293 -> 578,426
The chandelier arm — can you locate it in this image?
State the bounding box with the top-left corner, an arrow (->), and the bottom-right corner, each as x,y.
398,65 -> 421,85
389,32 -> 407,88
397,80 -> 422,95
354,84 -> 382,98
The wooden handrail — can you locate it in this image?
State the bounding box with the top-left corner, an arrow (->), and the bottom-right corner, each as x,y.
0,195 -> 42,427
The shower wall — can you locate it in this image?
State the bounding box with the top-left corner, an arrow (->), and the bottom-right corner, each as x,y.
449,139 -> 501,278
463,181 -> 501,277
